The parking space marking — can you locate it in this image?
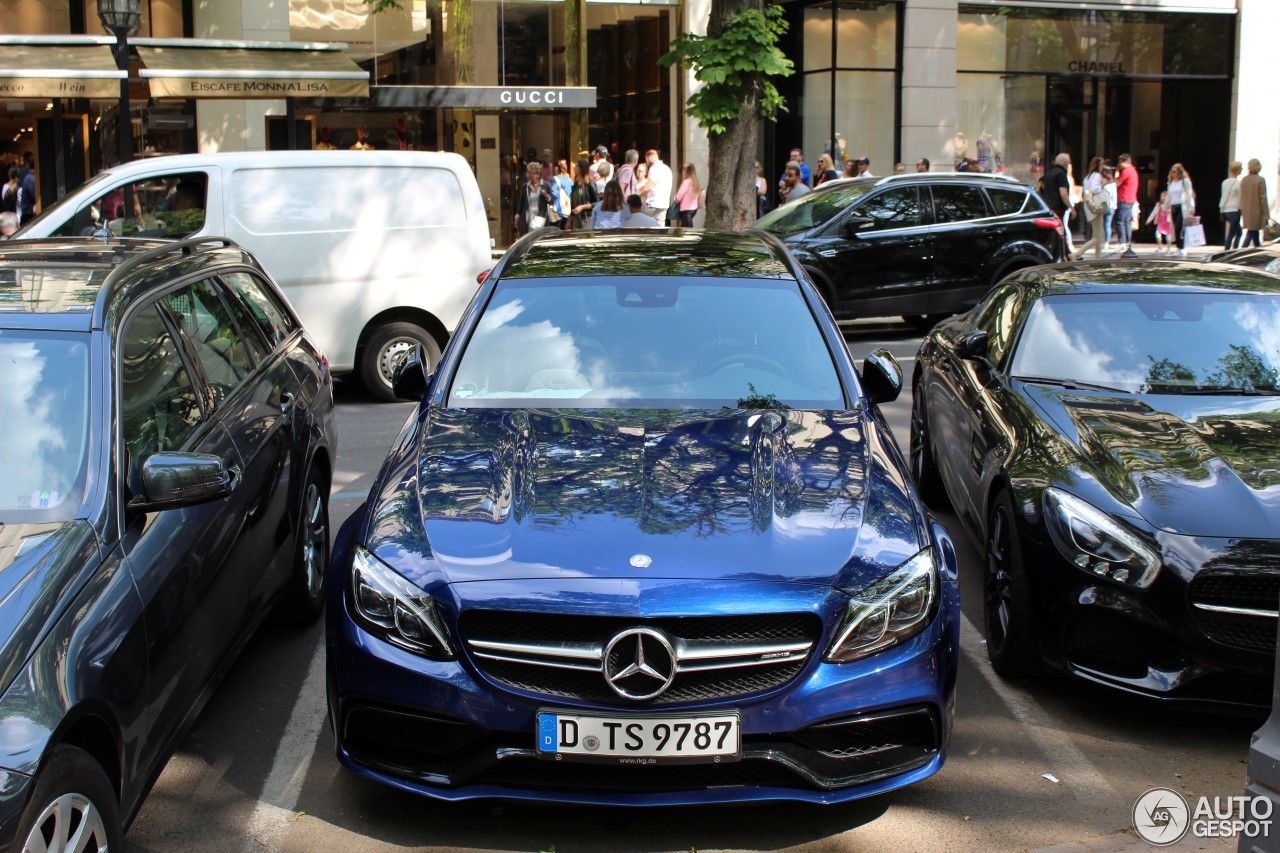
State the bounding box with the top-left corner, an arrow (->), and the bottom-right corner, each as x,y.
243,638 -> 328,852
960,614 -> 1116,805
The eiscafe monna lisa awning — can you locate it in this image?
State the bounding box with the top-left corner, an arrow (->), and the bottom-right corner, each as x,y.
0,44 -> 125,99
136,46 -> 369,99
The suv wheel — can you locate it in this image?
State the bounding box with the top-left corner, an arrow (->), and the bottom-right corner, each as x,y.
360,322 -> 442,402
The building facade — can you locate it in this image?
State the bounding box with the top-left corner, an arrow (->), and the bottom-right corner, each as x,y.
1,0 -> 1276,246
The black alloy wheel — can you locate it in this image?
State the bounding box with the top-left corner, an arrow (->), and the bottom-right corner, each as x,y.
908,380 -> 947,506
274,465 -> 331,625
984,491 -> 1038,677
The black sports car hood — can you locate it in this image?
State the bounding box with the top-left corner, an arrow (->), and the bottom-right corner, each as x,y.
1023,386 -> 1280,538
0,521 -> 99,695
364,407 -> 928,592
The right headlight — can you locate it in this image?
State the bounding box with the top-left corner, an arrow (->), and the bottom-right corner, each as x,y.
1263,257 -> 1280,275
824,548 -> 938,663
1042,488 -> 1161,589
350,545 -> 454,660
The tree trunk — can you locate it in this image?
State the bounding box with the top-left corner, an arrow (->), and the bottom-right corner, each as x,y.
704,0 -> 763,232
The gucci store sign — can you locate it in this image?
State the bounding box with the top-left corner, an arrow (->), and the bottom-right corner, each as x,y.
373,86 -> 598,110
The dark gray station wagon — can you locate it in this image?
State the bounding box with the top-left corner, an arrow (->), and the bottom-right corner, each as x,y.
0,237 -> 335,850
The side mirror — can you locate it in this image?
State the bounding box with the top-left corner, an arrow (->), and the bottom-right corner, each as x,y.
391,346 -> 430,402
844,216 -> 875,237
955,330 -> 990,361
130,452 -> 237,512
861,348 -> 903,404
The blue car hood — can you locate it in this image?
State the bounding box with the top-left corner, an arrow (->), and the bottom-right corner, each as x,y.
0,520 -> 99,695
1025,387 -> 1280,538
365,407 -> 926,592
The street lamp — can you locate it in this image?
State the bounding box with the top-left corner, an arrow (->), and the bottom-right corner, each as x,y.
97,0 -> 142,166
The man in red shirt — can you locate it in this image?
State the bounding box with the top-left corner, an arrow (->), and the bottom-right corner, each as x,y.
1116,153 -> 1139,257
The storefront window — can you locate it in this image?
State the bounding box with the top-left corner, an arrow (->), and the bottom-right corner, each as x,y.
800,1 -> 898,174
588,5 -> 674,158
956,5 -> 1235,242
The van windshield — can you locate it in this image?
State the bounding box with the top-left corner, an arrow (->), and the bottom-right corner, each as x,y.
18,170 -> 208,241
14,170 -> 116,237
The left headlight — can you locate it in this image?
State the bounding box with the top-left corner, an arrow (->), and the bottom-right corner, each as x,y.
1042,488 -> 1161,589
824,548 -> 938,663
350,545 -> 455,660
1264,257 -> 1280,275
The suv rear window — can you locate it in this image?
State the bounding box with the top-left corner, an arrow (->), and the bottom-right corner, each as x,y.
931,185 -> 989,224
986,187 -> 1029,215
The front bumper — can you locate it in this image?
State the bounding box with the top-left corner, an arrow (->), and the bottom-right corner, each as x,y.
0,768 -> 34,849
1023,530 -> 1276,709
326,547 -> 960,804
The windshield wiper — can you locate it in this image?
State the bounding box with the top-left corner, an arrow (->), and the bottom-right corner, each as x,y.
1014,375 -> 1131,394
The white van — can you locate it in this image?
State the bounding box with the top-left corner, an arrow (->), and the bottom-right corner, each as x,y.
18,150 -> 490,401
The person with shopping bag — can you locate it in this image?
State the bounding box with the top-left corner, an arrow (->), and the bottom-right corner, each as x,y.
1166,163 -> 1196,258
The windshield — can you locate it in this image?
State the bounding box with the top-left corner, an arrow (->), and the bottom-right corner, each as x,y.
0,331 -> 91,521
756,182 -> 872,236
1011,292 -> 1280,394
13,169 -> 117,237
449,276 -> 845,409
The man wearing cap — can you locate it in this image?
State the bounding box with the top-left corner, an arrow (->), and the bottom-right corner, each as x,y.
856,157 -> 874,178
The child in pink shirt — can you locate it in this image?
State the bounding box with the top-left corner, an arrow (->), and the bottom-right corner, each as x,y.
1145,191 -> 1173,253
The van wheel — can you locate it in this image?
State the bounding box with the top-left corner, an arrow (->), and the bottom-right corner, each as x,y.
360,322 -> 441,403
272,465 -> 329,626
16,745 -> 122,853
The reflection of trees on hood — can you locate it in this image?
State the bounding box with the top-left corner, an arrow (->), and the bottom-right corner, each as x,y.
416,408 -> 874,539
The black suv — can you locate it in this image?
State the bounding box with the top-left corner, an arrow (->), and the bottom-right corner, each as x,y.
0,237 -> 335,849
757,173 -> 1065,328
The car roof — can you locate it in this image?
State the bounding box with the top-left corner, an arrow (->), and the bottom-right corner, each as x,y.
0,237 -> 260,331
1027,260 -> 1280,296
497,229 -> 798,281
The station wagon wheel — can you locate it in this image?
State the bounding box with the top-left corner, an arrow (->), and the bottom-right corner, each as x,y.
274,465 -> 330,625
17,746 -> 122,853
360,322 -> 441,403
908,381 -> 947,506
984,491 -> 1038,678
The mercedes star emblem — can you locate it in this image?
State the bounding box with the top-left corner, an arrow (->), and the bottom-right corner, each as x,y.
603,627 -> 676,700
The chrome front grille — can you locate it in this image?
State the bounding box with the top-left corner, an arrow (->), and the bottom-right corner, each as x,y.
461,611 -> 821,705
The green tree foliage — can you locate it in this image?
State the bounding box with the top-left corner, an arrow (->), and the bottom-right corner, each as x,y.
659,6 -> 793,137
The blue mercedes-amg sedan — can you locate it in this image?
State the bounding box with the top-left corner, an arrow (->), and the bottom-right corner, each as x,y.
326,228 -> 960,805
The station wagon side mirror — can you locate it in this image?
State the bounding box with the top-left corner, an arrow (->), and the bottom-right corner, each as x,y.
844,216 -> 875,237
861,349 -> 903,405
392,346 -> 430,402
955,330 -> 991,362
130,452 -> 237,512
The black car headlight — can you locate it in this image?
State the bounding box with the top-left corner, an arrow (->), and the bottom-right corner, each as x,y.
824,548 -> 938,663
1043,488 -> 1161,589
350,545 -> 454,659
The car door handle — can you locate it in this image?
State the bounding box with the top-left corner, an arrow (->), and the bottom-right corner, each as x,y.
281,391 -> 296,415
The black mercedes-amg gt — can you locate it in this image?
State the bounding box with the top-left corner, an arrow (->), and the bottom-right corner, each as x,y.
910,259 -> 1280,709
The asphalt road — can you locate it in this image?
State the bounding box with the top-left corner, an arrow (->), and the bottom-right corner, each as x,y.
124,322 -> 1253,852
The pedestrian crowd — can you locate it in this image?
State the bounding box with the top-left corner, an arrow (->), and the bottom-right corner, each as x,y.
0,151 -> 36,238
774,146 -> 932,208
512,146 -> 697,235
1037,150 -> 1272,259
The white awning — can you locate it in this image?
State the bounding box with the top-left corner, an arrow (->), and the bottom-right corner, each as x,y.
0,44 -> 126,99
137,45 -> 369,99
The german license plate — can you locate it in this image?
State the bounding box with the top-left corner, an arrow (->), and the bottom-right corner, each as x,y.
536,710 -> 741,764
